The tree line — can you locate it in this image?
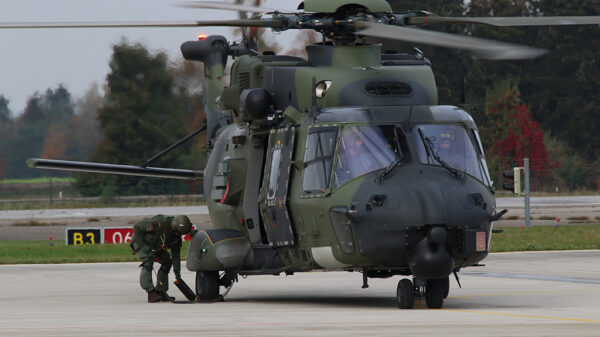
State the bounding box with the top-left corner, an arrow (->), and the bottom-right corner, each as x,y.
0,42 -> 206,196
388,0 -> 600,191
1,0 -> 599,194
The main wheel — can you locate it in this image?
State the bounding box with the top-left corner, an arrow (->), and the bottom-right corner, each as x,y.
443,276 -> 450,299
396,279 -> 415,309
425,279 -> 444,309
195,271 -> 220,302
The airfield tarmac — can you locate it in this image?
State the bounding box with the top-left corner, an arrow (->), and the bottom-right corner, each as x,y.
0,250 -> 599,337
1,196 -> 600,240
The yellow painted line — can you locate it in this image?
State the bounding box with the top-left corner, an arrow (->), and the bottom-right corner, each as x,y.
442,308 -> 600,324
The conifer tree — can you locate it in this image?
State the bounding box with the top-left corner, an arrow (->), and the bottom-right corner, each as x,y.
77,42 -> 189,196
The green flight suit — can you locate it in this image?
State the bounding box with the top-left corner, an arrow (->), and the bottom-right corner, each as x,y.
131,214 -> 182,292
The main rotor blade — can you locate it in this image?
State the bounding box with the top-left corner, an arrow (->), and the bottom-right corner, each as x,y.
27,158 -> 203,180
0,19 -> 282,29
357,22 -> 547,60
407,16 -> 600,27
177,1 -> 295,14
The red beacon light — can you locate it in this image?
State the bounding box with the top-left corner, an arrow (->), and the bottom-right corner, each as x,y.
197,34 -> 208,41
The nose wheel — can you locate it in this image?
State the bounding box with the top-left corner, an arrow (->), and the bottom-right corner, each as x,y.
424,278 -> 445,308
396,276 -> 449,309
396,279 -> 415,309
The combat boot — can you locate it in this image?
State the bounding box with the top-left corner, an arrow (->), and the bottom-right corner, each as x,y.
147,290 -> 162,303
159,291 -> 175,302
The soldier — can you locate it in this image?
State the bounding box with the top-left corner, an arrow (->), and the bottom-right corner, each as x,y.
131,214 -> 192,303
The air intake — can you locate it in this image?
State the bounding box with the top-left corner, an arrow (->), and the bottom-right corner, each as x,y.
365,81 -> 413,96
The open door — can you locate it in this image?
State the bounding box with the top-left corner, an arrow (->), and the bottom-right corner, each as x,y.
261,126 -> 296,247
243,134 -> 269,245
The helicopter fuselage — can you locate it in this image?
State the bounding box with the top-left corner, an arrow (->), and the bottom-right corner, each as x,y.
17,0 -> 600,309
185,41 -> 496,281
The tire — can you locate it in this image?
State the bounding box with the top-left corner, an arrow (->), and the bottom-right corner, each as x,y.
396,279 -> 414,309
425,279 -> 444,309
443,276 -> 450,299
195,271 -> 220,301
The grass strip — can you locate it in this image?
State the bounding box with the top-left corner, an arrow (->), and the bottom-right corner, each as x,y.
0,240 -> 190,264
1,225 -> 599,264
1,177 -> 76,184
491,224 -> 600,252
0,199 -> 206,211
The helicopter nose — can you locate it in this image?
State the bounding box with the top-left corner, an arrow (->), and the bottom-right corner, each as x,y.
354,167 -> 491,228
346,166 -> 492,264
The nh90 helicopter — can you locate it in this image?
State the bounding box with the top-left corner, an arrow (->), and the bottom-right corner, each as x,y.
6,0 -> 600,309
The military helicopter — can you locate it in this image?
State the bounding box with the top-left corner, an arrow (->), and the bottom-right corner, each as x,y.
6,0 -> 600,309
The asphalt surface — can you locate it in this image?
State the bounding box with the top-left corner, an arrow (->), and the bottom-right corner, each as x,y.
0,251 -> 599,336
0,196 -> 597,220
3,196 -> 600,240
496,195 -> 600,207
0,206 -> 212,241
0,206 -> 209,220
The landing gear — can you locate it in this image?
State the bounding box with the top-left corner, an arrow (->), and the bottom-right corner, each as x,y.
195,271 -> 238,302
396,279 -> 415,309
396,276 -> 449,309
425,278 -> 445,309
195,271 -> 219,302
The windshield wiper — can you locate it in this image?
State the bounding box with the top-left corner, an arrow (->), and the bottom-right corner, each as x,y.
377,157 -> 402,183
417,128 -> 465,181
377,128 -> 404,183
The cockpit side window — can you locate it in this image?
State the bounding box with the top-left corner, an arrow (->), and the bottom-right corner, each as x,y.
471,129 -> 493,187
333,125 -> 407,188
302,127 -> 338,193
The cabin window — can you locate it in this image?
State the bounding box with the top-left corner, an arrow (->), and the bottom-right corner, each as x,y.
302,127 -> 338,193
333,125 -> 407,187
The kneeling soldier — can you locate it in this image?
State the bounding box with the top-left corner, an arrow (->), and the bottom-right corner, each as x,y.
131,214 -> 192,302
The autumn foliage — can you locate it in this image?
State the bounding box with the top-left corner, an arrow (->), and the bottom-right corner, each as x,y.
483,82 -> 557,182
40,125 -> 67,160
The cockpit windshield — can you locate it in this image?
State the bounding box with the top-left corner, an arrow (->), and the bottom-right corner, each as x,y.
415,124 -> 489,185
333,125 -> 407,187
